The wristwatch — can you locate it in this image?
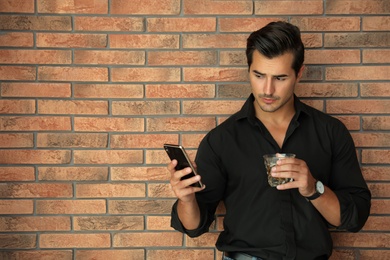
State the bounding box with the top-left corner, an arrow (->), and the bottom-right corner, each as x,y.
305,180 -> 325,201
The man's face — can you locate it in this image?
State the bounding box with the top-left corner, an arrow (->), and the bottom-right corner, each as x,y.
249,50 -> 303,114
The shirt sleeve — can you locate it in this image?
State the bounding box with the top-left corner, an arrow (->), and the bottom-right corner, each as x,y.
170,132 -> 226,237
330,121 -> 371,232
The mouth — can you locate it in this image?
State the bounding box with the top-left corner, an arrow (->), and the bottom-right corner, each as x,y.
262,97 -> 277,104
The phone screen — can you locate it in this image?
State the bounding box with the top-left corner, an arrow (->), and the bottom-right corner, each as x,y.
164,144 -> 202,188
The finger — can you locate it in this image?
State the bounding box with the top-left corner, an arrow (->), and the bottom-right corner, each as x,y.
167,159 -> 178,173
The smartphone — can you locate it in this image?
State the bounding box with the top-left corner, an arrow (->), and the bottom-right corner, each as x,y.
164,144 -> 202,188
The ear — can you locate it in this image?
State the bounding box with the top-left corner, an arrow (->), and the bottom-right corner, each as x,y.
296,65 -> 305,82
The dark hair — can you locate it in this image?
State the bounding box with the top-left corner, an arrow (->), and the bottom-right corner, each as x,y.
246,21 -> 304,76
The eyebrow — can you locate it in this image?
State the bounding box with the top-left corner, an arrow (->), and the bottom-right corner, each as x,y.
252,69 -> 289,78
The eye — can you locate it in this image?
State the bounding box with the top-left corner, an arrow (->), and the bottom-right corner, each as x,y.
276,76 -> 286,81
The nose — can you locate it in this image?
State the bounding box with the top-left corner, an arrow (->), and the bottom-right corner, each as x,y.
263,77 -> 274,96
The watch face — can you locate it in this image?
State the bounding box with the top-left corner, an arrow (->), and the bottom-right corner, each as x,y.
316,181 -> 325,194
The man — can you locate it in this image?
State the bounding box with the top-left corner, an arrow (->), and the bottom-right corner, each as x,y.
168,21 -> 371,260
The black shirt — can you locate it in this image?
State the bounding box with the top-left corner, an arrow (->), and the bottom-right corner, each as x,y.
171,94 -> 371,260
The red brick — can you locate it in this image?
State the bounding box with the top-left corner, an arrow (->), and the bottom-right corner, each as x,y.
358,250 -> 390,260
363,50 -> 390,64
146,117 -> 216,132
182,134 -> 206,148
332,232 -> 390,248
301,99 -> 324,111
184,67 -> 248,82
76,250 -> 144,260
326,66 -> 390,81
0,134 -> 33,148
74,150 -> 143,164
0,0 -> 34,13
219,18 -> 286,32
1,83 -> 71,98
369,183 -> 390,198
40,234 -> 110,248
37,133 -> 108,148
38,66 -> 108,82
184,0 -> 253,15
363,16 -> 390,31
74,84 -> 143,98
362,167 -> 390,181
148,51 -> 217,66
38,167 -> 108,181
113,232 -> 182,247
74,216 -> 144,231
326,0 -> 389,14
0,200 -> 33,214
0,251 -> 72,260
74,16 -> 144,31
110,134 -> 178,148
220,51 -> 246,66
111,167 -> 169,181
111,0 -> 180,14
333,116 -> 360,131
305,50 -> 360,64
146,150 -> 179,165
0,150 -> 71,165
145,84 -> 215,98
0,50 -> 71,64
147,216 -> 171,230
110,34 -> 179,49
362,116 -> 390,130
329,250 -> 355,260
0,234 -> 36,249
0,116 -> 71,131
109,200 -> 173,214
148,18 -> 216,32
148,183 -> 175,198
363,216 -> 390,231
217,84 -> 250,98
76,183 -> 145,198
147,249 -> 214,260
183,100 -> 244,115
0,100 -> 35,114
37,33 -> 106,48
0,217 -> 70,232
302,33 -> 323,48
296,83 -> 358,97
351,133 -> 390,147
327,100 -> 390,114
111,68 -> 180,82
290,17 -> 360,31
36,200 -> 106,214
325,33 -> 389,47
362,150 -> 390,164
255,0 -> 323,15
74,50 -> 145,65
0,167 -> 35,181
74,117 -> 144,132
186,232 -> 219,247
37,0 -> 108,14
371,199 -> 390,214
0,66 -> 36,81
0,183 -> 72,198
0,32 -> 34,47
183,34 -> 246,48
0,15 -> 71,31
38,100 -> 108,115
112,101 -> 179,115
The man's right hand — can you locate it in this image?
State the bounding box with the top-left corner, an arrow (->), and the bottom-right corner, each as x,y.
168,159 -> 205,202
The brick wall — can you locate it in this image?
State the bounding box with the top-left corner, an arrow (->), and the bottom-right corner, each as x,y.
0,0 -> 389,259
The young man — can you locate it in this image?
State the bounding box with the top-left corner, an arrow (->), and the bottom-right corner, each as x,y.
168,21 -> 371,260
